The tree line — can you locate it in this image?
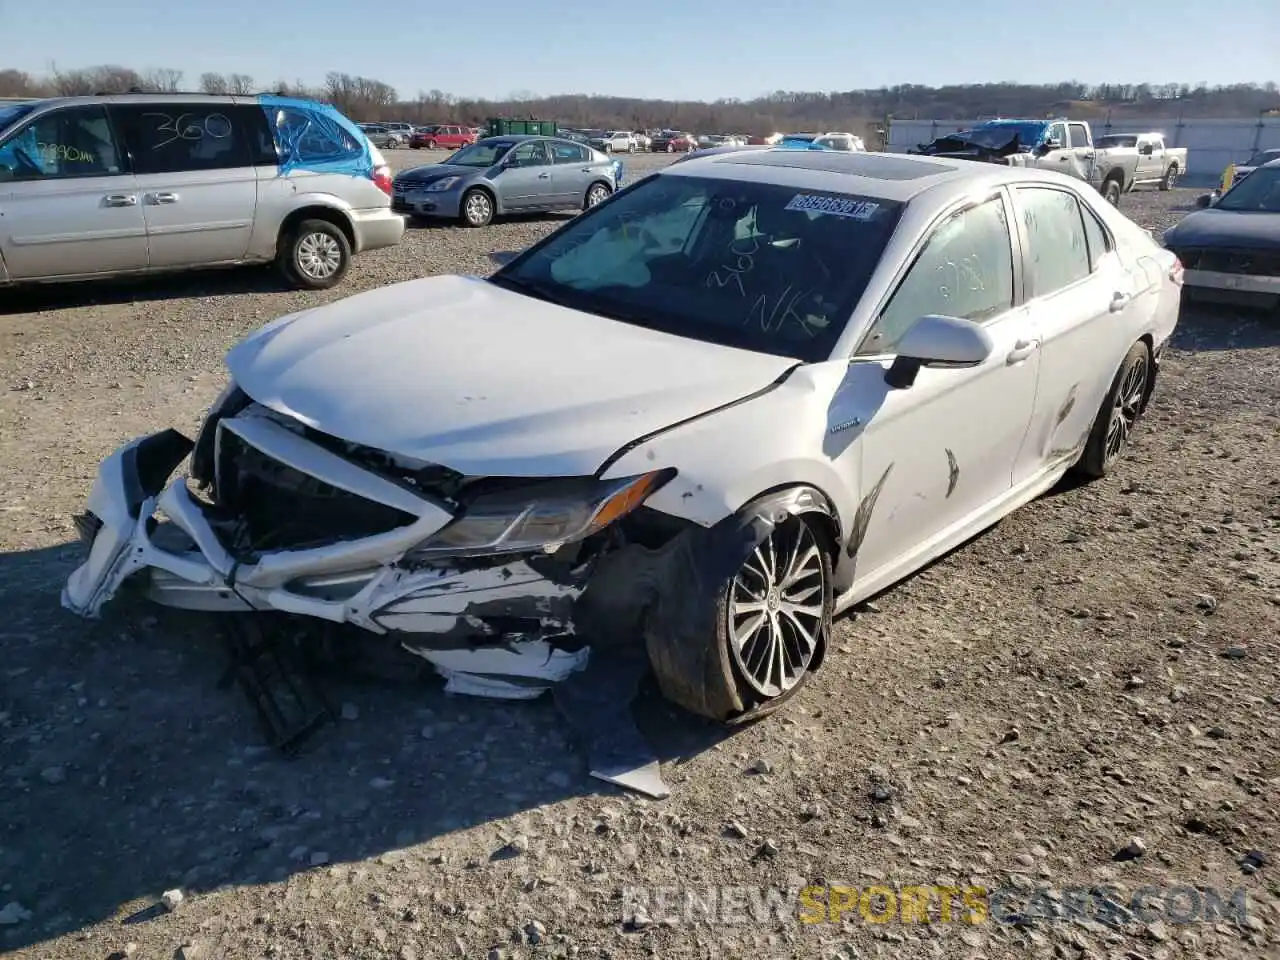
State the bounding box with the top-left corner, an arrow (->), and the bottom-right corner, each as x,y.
2,66 -> 1276,141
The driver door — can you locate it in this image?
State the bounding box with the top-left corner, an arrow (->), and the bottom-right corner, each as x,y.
0,104 -> 147,280
828,190 -> 1041,584
495,140 -> 553,210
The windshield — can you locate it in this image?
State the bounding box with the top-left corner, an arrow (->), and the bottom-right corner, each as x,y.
1245,149 -> 1280,167
445,140 -> 512,167
0,101 -> 36,133
1216,166 -> 1280,212
491,173 -> 904,362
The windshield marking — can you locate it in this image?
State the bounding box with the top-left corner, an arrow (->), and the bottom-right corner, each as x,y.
784,194 -> 880,220
705,235 -> 759,297
746,285 -> 827,338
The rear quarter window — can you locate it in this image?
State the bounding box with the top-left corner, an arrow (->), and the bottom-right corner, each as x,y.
271,105 -> 365,166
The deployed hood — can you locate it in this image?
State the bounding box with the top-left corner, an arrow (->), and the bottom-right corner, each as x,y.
1164,208 -> 1280,252
225,275 -> 797,477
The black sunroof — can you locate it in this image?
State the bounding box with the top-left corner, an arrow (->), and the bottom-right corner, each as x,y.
713,150 -> 955,181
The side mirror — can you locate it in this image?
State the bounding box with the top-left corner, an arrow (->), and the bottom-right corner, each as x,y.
1038,139 -> 1061,154
884,315 -> 995,389
1195,193 -> 1214,208
1140,144 -> 1154,156
489,250 -> 518,267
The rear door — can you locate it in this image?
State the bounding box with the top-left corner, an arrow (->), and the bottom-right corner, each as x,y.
1009,184 -> 1139,482
548,139 -> 593,204
110,102 -> 258,268
0,104 -> 147,280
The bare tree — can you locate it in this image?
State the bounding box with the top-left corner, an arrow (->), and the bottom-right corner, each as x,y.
142,67 -> 183,92
199,72 -> 228,95
227,73 -> 255,95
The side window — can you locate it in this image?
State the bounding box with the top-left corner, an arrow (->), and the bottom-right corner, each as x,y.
271,107 -> 362,164
1067,123 -> 1089,148
233,105 -> 278,166
1047,122 -> 1067,146
112,104 -> 251,174
1016,187 -> 1091,298
1079,201 -> 1112,271
858,197 -> 1014,356
550,141 -> 589,164
508,141 -> 550,167
0,106 -> 123,181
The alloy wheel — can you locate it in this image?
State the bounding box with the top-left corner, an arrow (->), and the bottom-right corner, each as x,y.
464,191 -> 492,226
729,518 -> 825,698
586,184 -> 610,208
1104,353 -> 1148,465
296,232 -> 342,280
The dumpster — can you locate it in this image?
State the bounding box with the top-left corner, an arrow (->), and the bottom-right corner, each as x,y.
486,117 -> 558,137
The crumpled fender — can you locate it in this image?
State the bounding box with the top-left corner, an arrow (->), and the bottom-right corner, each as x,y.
572,486 -> 838,720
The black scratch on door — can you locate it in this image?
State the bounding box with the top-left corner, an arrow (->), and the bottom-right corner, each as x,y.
846,463 -> 894,558
945,448 -> 960,498
1055,384 -> 1079,426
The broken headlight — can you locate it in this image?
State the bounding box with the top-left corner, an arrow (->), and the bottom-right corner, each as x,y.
409,468 -> 674,558
190,380 -> 250,487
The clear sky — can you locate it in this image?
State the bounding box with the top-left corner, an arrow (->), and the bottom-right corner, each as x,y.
2,0 -> 1276,102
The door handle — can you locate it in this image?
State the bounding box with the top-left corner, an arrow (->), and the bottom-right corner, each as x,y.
148,192 -> 180,204
104,194 -> 137,207
1109,291 -> 1131,313
1005,338 -> 1041,364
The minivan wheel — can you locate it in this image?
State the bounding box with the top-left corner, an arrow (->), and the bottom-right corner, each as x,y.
279,219 -> 350,290
460,188 -> 493,227
584,182 -> 611,210
1073,340 -> 1151,480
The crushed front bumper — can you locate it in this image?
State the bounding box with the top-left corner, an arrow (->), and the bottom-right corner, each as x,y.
62,425 -> 589,697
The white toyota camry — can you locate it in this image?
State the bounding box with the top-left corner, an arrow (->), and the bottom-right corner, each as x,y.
64,149 -> 1183,724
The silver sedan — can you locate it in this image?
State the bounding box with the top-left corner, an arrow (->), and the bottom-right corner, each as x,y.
391,135 -> 623,227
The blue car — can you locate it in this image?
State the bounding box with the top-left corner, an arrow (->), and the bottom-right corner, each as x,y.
392,135 -> 621,227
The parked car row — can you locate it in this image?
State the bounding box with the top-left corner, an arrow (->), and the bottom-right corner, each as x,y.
910,117 -> 1190,206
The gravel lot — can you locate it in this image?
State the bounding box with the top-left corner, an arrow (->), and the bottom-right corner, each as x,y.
1,150 -> 1278,960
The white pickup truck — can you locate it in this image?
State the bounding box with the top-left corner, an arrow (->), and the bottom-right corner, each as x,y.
1094,132 -> 1188,191
911,118 -> 1184,206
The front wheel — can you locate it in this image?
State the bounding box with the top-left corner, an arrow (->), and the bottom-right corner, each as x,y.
277,219 -> 351,290
1073,341 -> 1151,479
425,139 -> 437,150
648,511 -> 833,724
1101,177 -> 1123,206
459,188 -> 494,227
1160,164 -> 1179,191
666,142 -> 674,153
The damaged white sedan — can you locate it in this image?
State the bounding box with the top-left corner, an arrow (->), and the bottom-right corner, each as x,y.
64,149 -> 1183,723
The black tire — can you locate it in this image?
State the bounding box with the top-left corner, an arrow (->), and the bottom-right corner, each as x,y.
648,511 -> 833,725
583,181 -> 612,210
459,187 -> 494,227
1101,177 -> 1123,206
1072,340 -> 1151,480
277,218 -> 351,290
1159,164 -> 1179,191
425,139 -> 437,150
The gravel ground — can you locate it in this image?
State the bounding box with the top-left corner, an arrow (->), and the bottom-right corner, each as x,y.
0,152 -> 1278,960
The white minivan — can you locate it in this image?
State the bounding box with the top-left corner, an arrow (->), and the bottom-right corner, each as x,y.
0,93 -> 405,290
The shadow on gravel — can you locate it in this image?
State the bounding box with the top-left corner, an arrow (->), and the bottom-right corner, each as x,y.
403,212 -> 576,230
0,542 -> 734,953
1172,301 -> 1280,352
0,267 -> 288,315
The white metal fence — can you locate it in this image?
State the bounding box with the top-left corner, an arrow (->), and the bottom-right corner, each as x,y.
886,117 -> 1280,186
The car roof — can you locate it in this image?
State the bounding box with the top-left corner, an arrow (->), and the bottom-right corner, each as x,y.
659,148 -> 1075,203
